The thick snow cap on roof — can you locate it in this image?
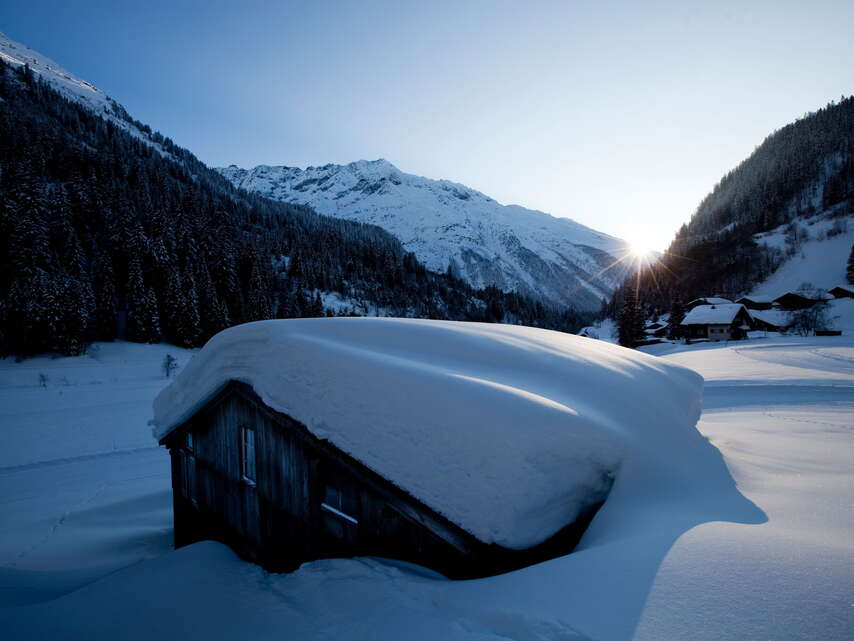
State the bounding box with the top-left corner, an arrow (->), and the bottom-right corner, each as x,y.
153,319 -> 703,549
682,303 -> 747,325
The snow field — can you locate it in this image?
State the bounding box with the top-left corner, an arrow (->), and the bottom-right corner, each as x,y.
1,333 -> 852,640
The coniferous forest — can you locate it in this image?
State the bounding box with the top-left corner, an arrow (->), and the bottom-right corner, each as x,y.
0,59 -> 589,357
610,96 -> 854,319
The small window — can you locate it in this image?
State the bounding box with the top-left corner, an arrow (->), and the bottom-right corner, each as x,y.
321,485 -> 358,524
186,431 -> 194,452
240,426 -> 256,485
181,450 -> 196,505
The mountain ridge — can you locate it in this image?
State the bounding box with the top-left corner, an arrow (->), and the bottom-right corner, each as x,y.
217,159 -> 631,311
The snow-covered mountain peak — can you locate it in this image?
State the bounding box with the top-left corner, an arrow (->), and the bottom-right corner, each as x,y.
0,31 -> 109,111
218,160 -> 631,310
0,32 -> 170,156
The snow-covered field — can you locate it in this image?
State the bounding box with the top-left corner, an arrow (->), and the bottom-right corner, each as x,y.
1,333 -> 852,640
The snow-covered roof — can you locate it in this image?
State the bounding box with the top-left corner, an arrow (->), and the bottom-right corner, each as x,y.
749,309 -> 790,328
688,297 -> 733,306
830,284 -> 854,295
736,295 -> 773,303
681,303 -> 748,325
153,318 -> 702,549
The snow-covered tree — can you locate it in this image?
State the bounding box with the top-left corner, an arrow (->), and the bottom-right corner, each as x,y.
618,289 -> 645,347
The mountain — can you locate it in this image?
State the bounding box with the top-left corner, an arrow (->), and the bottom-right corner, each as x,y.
0,36 -> 588,357
0,32 -> 181,158
625,96 -> 854,315
217,161 -> 631,311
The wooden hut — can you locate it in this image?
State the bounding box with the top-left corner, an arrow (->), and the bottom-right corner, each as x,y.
152,319 -> 650,580
159,381 -> 604,579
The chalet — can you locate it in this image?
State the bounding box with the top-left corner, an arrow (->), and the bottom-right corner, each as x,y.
686,297 -> 733,310
152,318 -> 694,579
735,295 -> 773,311
644,321 -> 667,338
773,291 -> 832,310
749,309 -> 790,333
828,284 -> 854,299
681,303 -> 753,341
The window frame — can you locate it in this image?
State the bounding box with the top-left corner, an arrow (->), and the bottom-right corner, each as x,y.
180,449 -> 197,506
321,484 -> 358,525
240,425 -> 256,486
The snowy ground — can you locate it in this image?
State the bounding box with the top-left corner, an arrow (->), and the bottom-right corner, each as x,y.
1,335 -> 852,640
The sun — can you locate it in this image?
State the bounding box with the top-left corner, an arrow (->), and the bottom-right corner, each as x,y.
628,238 -> 655,258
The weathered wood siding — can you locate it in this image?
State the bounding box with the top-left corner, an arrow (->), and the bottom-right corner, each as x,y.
164,382 -> 606,579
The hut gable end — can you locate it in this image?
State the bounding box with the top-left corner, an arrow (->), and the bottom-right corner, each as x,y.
162,381 -> 595,578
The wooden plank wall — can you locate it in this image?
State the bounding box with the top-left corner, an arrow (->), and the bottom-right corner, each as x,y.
166,383 -> 607,578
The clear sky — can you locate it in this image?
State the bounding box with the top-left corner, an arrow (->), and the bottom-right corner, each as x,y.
3,1 -> 853,249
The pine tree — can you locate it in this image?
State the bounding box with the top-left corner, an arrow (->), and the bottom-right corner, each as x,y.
126,258 -> 160,343
308,292 -> 324,318
667,300 -> 686,340
618,288 -> 645,347
846,244 -> 854,285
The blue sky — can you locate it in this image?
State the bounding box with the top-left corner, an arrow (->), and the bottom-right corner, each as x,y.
4,1 -> 853,249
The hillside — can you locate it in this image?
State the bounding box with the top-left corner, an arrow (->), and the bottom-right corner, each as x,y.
0,41 -> 588,357
218,160 -> 631,311
628,96 -> 854,314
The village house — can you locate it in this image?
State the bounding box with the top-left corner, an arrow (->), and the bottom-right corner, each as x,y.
151,319 -> 657,579
735,295 -> 774,310
773,291 -> 833,310
685,297 -> 733,310
749,309 -> 791,333
680,303 -> 754,341
828,284 -> 854,299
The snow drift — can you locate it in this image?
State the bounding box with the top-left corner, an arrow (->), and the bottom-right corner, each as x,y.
153,318 -> 703,549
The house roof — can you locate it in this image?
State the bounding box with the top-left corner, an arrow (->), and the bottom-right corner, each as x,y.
829,284 -> 854,295
773,291 -> 833,303
749,309 -> 790,329
687,297 -> 733,306
152,318 -> 702,550
681,303 -> 748,325
736,295 -> 773,304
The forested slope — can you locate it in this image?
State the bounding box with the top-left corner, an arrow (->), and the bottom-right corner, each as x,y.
0,59 -> 585,356
621,96 -> 854,315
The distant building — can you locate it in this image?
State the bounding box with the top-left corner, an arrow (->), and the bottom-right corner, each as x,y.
644,321 -> 667,338
686,297 -> 733,310
828,285 -> 854,299
773,291 -> 832,310
749,309 -> 790,333
681,303 -> 753,341
735,295 -> 773,310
